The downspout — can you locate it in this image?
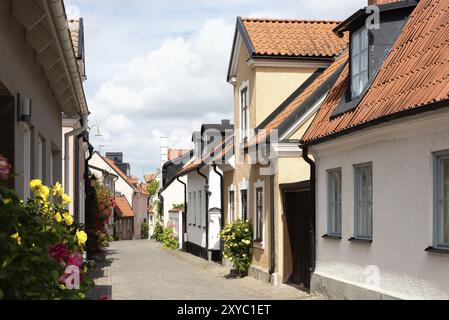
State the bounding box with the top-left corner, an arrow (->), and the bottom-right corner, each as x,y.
212,163 -> 224,258
302,146 -> 316,275
196,167 -> 209,260
269,173 -> 276,279
64,114 -> 88,203
177,176 -> 188,250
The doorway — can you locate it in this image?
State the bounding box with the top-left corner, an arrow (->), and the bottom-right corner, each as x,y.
282,182 -> 312,289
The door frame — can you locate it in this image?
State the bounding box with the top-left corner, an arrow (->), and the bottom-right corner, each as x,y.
280,181 -> 313,288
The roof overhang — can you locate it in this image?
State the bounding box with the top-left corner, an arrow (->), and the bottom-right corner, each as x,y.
11,0 -> 89,116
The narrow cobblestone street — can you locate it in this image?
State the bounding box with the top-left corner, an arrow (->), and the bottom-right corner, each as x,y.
88,240 -> 321,300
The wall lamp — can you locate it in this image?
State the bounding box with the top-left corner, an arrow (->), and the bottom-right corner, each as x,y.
16,93 -> 32,123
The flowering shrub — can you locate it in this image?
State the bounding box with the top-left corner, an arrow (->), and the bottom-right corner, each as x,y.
220,220 -> 253,277
162,223 -> 179,250
141,219 -> 149,239
0,156 -> 92,299
86,182 -> 113,254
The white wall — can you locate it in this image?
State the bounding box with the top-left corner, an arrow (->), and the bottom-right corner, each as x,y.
312,108 -> 449,299
161,176 -> 186,225
89,153 -> 133,206
186,167 -> 223,250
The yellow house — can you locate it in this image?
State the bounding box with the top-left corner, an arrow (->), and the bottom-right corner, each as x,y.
222,17 -> 347,286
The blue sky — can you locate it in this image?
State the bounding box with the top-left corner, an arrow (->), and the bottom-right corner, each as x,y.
65,0 -> 365,179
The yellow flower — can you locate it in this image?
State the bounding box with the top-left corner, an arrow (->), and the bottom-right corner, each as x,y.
54,212 -> 62,223
29,179 -> 43,189
62,194 -> 71,205
52,182 -> 64,197
75,229 -> 88,246
10,233 -> 22,246
63,212 -> 74,226
2,198 -> 12,205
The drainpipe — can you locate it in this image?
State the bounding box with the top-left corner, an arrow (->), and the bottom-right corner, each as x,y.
196,167 -> 209,260
212,163 -> 224,258
269,173 -> 276,280
302,146 -> 316,275
64,113 -> 88,201
177,176 -> 188,250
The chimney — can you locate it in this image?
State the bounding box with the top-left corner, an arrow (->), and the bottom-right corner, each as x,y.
221,119 -> 231,125
368,0 -> 400,5
160,137 -> 169,170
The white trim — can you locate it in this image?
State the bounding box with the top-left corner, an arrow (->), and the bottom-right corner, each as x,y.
248,58 -> 331,69
239,179 -> 248,221
23,124 -> 31,200
228,33 -> 243,83
239,80 -> 250,145
228,184 -> 236,223
239,178 -> 248,191
272,142 -> 302,158
253,180 -> 265,248
280,94 -> 327,140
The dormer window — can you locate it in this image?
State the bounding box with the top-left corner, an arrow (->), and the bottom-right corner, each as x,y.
351,27 -> 369,99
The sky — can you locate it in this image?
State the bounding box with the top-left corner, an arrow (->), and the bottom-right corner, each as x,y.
65,0 -> 365,180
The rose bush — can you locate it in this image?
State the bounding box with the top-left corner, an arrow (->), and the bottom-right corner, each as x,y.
0,155 -> 92,300
220,220 -> 253,277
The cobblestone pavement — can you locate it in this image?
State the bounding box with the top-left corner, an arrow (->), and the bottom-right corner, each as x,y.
88,240 -> 323,300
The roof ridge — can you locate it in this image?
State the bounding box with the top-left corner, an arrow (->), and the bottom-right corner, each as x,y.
241,17 -> 342,24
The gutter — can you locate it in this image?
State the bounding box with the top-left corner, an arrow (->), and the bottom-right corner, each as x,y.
196,167 -> 210,260
64,113 -> 88,200
177,176 -> 188,250
302,146 -> 316,276
212,163 -> 224,258
269,173 -> 276,279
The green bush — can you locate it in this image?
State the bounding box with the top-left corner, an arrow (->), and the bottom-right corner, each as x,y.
151,222 -> 164,242
161,225 -> 178,250
141,219 -> 149,239
220,220 -> 253,277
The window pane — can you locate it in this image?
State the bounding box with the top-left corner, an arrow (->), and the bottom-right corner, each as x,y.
356,165 -> 373,238
352,31 -> 360,54
440,159 -> 449,244
361,29 -> 369,50
361,50 -> 368,72
353,54 -> 360,75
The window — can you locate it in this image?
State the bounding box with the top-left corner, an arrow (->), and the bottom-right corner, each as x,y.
229,190 -> 235,222
188,192 -> 192,224
23,125 -> 31,200
241,189 -> 248,221
198,191 -> 203,227
327,169 -> 342,236
240,85 -> 249,142
434,152 -> 449,249
192,192 -> 197,225
37,136 -> 45,181
255,185 -> 264,243
354,164 -> 373,240
351,27 -> 369,98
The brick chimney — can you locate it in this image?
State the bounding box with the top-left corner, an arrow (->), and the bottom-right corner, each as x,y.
368,0 -> 400,5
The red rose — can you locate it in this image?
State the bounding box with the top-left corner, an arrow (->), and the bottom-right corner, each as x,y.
48,244 -> 69,263
0,155 -> 10,180
67,252 -> 84,268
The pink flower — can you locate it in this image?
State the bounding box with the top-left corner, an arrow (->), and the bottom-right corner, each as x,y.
48,244 -> 69,263
0,155 -> 10,180
98,295 -> 112,300
67,252 -> 84,268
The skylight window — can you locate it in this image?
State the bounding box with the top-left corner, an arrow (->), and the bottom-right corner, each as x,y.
351,27 -> 369,99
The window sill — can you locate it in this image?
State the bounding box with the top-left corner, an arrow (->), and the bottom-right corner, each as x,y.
322,234 -> 342,240
348,237 -> 372,244
253,241 -> 264,249
425,246 -> 449,255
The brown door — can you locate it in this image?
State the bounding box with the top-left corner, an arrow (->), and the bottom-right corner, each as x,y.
284,188 -> 312,288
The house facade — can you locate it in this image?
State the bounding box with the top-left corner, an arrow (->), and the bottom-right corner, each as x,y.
0,0 -> 88,202
301,0 -> 449,299
223,17 -> 347,284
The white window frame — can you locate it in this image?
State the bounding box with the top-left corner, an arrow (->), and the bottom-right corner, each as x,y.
351,27 -> 369,99
23,124 -> 31,200
192,191 -> 197,225
354,163 -> 373,240
37,135 -> 44,181
253,180 -> 265,248
228,185 -> 236,223
198,190 -> 203,228
239,81 -> 250,144
434,151 -> 449,250
327,168 -> 342,237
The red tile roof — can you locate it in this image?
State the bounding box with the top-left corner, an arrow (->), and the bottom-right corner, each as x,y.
168,149 -> 190,161
242,18 -> 348,58
114,196 -> 134,218
144,172 -> 159,183
302,0 -> 449,144
247,50 -> 348,148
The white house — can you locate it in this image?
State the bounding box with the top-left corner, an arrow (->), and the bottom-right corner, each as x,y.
178,121 -> 233,261
301,0 -> 449,300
